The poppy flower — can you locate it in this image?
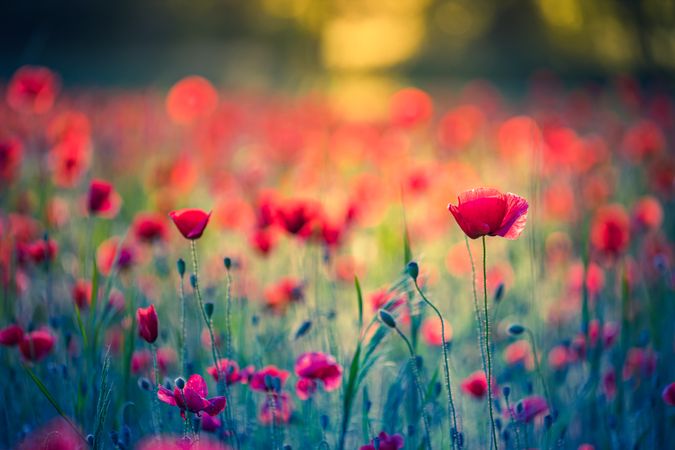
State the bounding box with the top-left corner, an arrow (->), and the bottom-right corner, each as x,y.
390,88 -> 433,129
166,76 -> 219,126
49,137 -> 91,188
207,359 -> 241,385
157,347 -> 177,373
133,212 -> 169,243
547,345 -> 572,371
249,365 -> 290,392
0,324 -> 24,346
200,413 -> 221,432
137,304 -> 158,344
275,199 -> 322,238
295,378 -> 318,400
16,418 -> 81,450
72,279 -> 92,310
437,104 -> 485,151
136,435 -> 229,450
132,350 -> 152,374
294,352 -> 342,398
590,205 -> 630,257
97,237 -> 135,276
448,188 -> 528,240
623,347 -> 657,380
169,209 -> 211,240
6,65 -> 59,114
512,395 -> 548,423
460,371 -> 492,399
19,329 -> 55,361
258,392 -> 292,424
662,382 -> 675,406
158,374 -> 226,419
87,179 -> 121,218
603,369 -> 617,398
249,228 -> 277,256
420,316 -> 452,346
632,196 -> 663,231
359,431 -> 405,450
622,120 -> 665,162
264,278 -> 304,313
0,137 -> 22,183
22,238 -> 58,265
504,340 -> 534,370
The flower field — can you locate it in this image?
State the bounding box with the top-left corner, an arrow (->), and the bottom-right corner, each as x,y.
0,64 -> 673,450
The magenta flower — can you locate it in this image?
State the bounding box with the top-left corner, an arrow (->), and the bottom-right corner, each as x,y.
360,431 -> 405,450
294,352 -> 342,400
158,374 -> 226,419
448,188 -> 528,239
512,395 -> 549,423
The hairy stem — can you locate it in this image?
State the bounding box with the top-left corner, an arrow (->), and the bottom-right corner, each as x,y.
482,236 -> 498,450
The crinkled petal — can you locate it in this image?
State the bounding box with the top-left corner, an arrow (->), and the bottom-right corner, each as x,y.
157,386 -> 177,406
494,192 -> 528,239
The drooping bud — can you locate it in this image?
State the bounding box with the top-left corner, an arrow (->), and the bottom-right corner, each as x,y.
494,282 -> 505,303
406,261 -> 419,281
379,309 -> 397,328
223,257 -> 232,270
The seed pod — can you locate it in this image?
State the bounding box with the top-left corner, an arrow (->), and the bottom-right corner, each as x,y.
494,282 -> 505,302
190,274 -> 198,289
294,320 -> 312,340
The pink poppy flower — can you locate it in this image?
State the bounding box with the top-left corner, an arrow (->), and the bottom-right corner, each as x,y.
137,304 -> 158,344
294,352 -> 342,398
169,209 -> 211,240
87,179 -> 121,218
512,395 -> 548,423
158,374 -> 226,419
249,365 -> 290,392
360,431 -> 405,450
461,371 -> 493,399
258,392 -> 292,424
207,359 -> 241,385
420,316 -> 452,347
448,188 -> 528,240
19,329 -> 55,362
0,324 -> 24,346
6,65 -> 59,114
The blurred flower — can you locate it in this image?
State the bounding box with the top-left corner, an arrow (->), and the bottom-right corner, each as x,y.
97,237 -> 135,276
16,417 -> 81,450
448,188 -> 528,240
169,209 -> 211,240
275,199 -> 322,239
158,374 -> 226,419
7,65 -> 59,114
49,137 -> 91,188
623,347 -> 657,380
133,212 -> 169,243
0,324 -> 24,346
295,377 -> 318,401
19,329 -> 55,361
590,205 -> 630,258
504,340 -> 534,370
632,196 -> 663,231
662,382 -> 675,406
137,434 -> 230,450
200,413 -> 221,433
622,120 -> 665,162
258,392 -> 292,424
87,179 -> 121,218
72,279 -> 92,310
157,347 -> 177,373
567,261 -> 605,297
137,304 -> 158,344
461,371 -> 490,399
207,359 -> 241,385
249,365 -> 290,392
437,104 -> 485,151
547,345 -> 572,371
420,316 -> 452,346
249,228 -> 277,256
21,238 -> 58,266
512,395 -> 548,423
603,369 -> 616,398
264,278 -> 304,313
132,349 -> 152,374
0,137 -> 22,183
390,88 -> 432,129
294,352 -> 342,399
360,431 -> 405,450
166,76 -> 218,126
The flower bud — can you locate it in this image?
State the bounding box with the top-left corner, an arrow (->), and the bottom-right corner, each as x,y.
507,324 -> 525,335
406,261 -> 419,281
204,302 -> 214,318
175,377 -> 186,390
494,283 -> 505,303
177,258 -> 186,277
379,310 -> 397,328
294,320 -> 312,340
223,257 -> 232,270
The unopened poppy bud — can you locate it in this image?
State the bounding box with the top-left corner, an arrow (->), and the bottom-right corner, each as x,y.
406,261 -> 419,281
177,259 -> 186,277
204,302 -> 214,318
264,375 -> 274,390
508,324 -> 525,335
223,257 -> 232,270
273,376 -> 281,392
502,386 -> 511,399
379,310 -> 397,328
320,414 -> 329,430
495,417 -> 502,430
175,377 -> 186,390
138,377 -> 152,391
87,435 -> 95,446
494,283 -> 505,302
294,320 -> 312,340
190,274 -> 198,288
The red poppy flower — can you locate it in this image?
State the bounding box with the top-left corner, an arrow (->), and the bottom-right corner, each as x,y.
249,365 -> 290,392
420,316 -> 452,346
137,304 -> 158,344
133,212 -> 169,243
547,345 -> 572,371
169,209 -> 211,240
158,374 -> 226,419
360,431 -> 405,450
504,340 -> 534,370
460,371 -> 491,399
22,238 -> 58,265
249,228 -> 277,256
294,352 -> 342,398
622,120 -> 665,162
87,179 -> 121,218
590,205 -> 630,257
258,392 -> 292,425
207,359 -> 241,385
295,378 -> 318,400
632,196 -> 663,231
49,137 -> 91,188
512,395 -> 548,423
437,104 -> 485,151
390,88 -> 433,129
72,279 -> 92,310
0,137 -> 22,183
662,382 -> 675,406
166,76 -> 219,126
132,349 -> 152,374
275,199 -> 322,238
19,329 -> 55,361
264,278 -> 304,313
97,237 -> 135,276
0,324 -> 24,346
448,188 -> 528,240
6,65 -> 60,114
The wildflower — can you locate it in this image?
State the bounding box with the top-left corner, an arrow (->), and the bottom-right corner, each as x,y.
0,138 -> 22,183
662,382 -> 675,406
275,199 -> 321,238
72,279 -> 92,310
0,324 -> 24,346
258,392 -> 292,424
294,352 -> 342,399
207,359 -> 241,385
249,365 -> 290,392
264,278 -> 304,313
632,196 -> 663,231
390,88 -> 433,129
461,371 -> 490,399
19,329 -> 56,361
547,345 -> 572,371
169,209 -> 211,240
512,395 -> 548,423
166,76 -> 218,126
21,238 -> 58,265
87,179 -> 121,218
137,305 -> 159,344
133,212 -> 169,243
504,340 -> 534,370
420,316 -> 453,346
448,188 -> 528,240
157,374 -> 226,419
6,65 -> 59,114
590,205 -> 630,258
16,418 -> 81,450
96,237 -> 135,276
359,431 -> 405,450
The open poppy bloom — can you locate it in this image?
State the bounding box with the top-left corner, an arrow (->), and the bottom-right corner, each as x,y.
72,279 -> 93,309
87,179 -> 121,218
590,204 -> 630,257
275,199 -> 322,238
359,431 -> 405,450
460,370 -> 492,399
294,352 -> 342,399
19,329 -> 56,361
448,188 -> 528,239
249,365 -> 290,392
0,138 -> 22,183
137,304 -> 158,344
207,359 -> 241,385
512,395 -> 548,423
169,209 -> 211,240
158,374 -> 226,419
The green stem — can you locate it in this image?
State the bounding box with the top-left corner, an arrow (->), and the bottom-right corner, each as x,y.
482,236 -> 498,450
224,266 -> 233,359
179,274 -> 187,376
415,281 -> 460,449
152,344 -> 161,435
394,327 -> 433,450
465,236 -> 487,376
526,329 -> 553,418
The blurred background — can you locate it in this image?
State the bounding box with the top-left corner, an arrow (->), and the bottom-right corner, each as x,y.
2,0 -> 674,91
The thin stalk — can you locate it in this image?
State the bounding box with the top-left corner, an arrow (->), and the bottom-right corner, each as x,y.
224,266 -> 233,359
267,393 -> 278,450
414,281 -> 460,449
393,327 -> 433,450
151,344 -> 161,435
482,236 -> 498,450
189,241 -> 239,449
179,273 -> 187,376
525,329 -> 553,416
465,236 -> 487,374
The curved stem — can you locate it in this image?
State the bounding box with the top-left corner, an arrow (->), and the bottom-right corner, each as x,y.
414,281 -> 460,449
179,275 -> 187,376
482,236 -> 498,450
394,327 -> 433,450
